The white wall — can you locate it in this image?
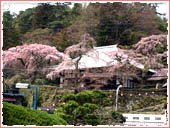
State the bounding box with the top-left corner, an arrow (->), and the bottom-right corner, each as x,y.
123,113 -> 167,126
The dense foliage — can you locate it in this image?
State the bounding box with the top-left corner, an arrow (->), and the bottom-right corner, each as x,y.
55,90 -> 125,125
3,2 -> 167,51
3,102 -> 68,126
3,11 -> 21,50
92,3 -> 163,46
112,111 -> 126,123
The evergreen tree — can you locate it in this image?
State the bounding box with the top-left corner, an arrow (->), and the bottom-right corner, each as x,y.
3,11 -> 21,50
32,3 -> 55,29
15,8 -> 35,33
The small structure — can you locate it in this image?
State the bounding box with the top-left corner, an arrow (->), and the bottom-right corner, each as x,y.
15,83 -> 38,109
147,68 -> 168,88
3,93 -> 25,105
148,68 -> 168,81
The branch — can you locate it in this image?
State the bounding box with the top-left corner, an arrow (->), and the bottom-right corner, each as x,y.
17,58 -> 25,66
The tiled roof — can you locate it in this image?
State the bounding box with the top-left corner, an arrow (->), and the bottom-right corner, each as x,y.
148,68 -> 168,81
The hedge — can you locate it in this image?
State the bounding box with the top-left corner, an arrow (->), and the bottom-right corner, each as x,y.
3,102 -> 68,126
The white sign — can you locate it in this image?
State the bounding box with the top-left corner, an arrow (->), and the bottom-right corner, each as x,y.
16,83 -> 29,89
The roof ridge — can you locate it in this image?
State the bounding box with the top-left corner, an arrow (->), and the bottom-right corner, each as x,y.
94,44 -> 118,49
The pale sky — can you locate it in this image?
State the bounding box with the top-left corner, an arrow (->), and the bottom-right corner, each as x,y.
2,1 -> 169,19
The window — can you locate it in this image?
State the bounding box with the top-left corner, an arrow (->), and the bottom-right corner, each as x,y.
133,117 -> 139,120
144,117 -> 150,120
125,116 -> 128,119
155,117 -> 161,120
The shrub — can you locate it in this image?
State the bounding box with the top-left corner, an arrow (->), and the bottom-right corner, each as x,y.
75,91 -> 93,105
56,90 -> 112,125
83,103 -> 99,113
55,111 -> 73,124
84,114 -> 101,125
112,111 -> 126,123
91,90 -> 110,106
62,93 -> 76,102
55,107 -> 65,113
34,78 -> 45,85
61,100 -> 79,115
73,106 -> 89,119
3,102 -> 67,126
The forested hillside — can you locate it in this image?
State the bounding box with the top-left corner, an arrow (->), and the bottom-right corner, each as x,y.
3,2 -> 167,51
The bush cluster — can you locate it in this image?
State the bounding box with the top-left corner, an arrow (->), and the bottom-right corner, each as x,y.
55,90 -> 125,125
3,102 -> 67,126
112,111 -> 126,123
62,90 -> 111,106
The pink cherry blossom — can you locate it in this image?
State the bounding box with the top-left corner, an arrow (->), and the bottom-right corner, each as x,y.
134,34 -> 167,55
3,43 -> 71,83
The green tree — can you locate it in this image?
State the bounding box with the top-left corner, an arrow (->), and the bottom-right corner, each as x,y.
47,3 -> 72,32
3,11 -> 21,50
155,16 -> 168,33
55,100 -> 100,125
15,8 -> 35,33
71,3 -> 83,18
55,90 -> 112,125
32,3 -> 55,29
85,3 -> 164,47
